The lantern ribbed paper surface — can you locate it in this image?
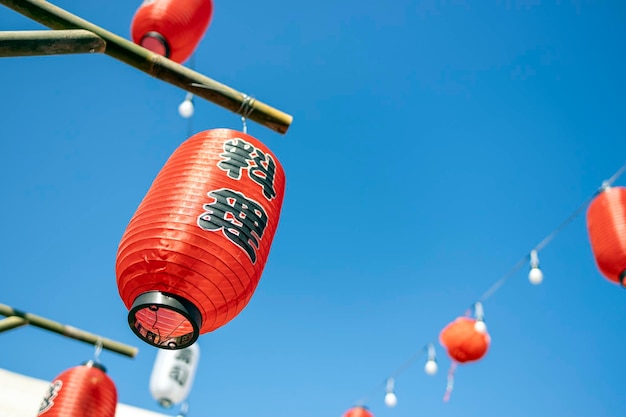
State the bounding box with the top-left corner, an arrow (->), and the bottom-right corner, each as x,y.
38,361 -> 117,417
130,0 -> 213,64
586,186 -> 626,286
117,129 -> 285,349
343,406 -> 374,417
439,317 -> 490,363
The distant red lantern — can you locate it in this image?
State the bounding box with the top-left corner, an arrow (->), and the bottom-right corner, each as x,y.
38,361 -> 117,417
440,317 -> 490,364
343,406 -> 374,417
439,315 -> 490,402
130,0 -> 213,64
116,128 -> 286,349
586,186 -> 626,286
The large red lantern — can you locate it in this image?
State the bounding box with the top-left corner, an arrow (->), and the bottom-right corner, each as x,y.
586,186 -> 626,286
130,0 -> 213,64
38,361 -> 117,417
440,317 -> 490,364
116,128 -> 286,349
343,406 -> 374,417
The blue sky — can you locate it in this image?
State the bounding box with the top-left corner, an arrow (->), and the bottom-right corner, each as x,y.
1,1 -> 626,416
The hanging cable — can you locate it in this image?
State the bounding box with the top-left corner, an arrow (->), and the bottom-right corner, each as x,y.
178,55 -> 196,136
348,161 -> 626,408
355,345 -> 429,406
238,93 -> 255,134
93,337 -> 103,362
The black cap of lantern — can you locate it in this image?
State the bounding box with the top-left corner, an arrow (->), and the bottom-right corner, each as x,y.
80,360 -> 107,373
128,291 -> 201,350
140,31 -> 171,58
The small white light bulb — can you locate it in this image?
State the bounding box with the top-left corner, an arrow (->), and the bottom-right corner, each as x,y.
424,359 -> 438,375
529,267 -> 543,285
178,99 -> 194,118
474,319 -> 487,334
384,392 -> 397,408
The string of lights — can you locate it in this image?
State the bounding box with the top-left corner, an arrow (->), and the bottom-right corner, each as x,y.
351,161 -> 626,411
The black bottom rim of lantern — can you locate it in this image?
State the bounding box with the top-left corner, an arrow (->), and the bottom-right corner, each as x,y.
620,270 -> 626,287
128,291 -> 201,350
140,31 -> 171,59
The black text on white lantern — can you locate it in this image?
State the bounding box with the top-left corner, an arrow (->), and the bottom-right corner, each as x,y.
149,343 -> 200,407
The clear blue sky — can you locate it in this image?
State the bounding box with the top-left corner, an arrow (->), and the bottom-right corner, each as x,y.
1,1 -> 626,416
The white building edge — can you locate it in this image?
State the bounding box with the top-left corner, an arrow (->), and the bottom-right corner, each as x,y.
0,368 -> 170,417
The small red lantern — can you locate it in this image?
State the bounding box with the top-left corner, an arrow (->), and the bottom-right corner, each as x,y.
586,186 -> 626,286
116,129 -> 286,349
38,361 -> 117,417
343,406 -> 374,417
439,315 -> 490,401
440,317 -> 490,364
130,0 -> 213,64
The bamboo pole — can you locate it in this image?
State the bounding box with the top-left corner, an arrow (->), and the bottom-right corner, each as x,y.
0,316 -> 28,332
0,303 -> 138,358
0,0 -> 293,134
0,29 -> 105,56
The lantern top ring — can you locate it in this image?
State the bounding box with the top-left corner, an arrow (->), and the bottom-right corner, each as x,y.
128,291 -> 202,350
80,360 -> 107,373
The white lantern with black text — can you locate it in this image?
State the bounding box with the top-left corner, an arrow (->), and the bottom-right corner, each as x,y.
149,343 -> 200,407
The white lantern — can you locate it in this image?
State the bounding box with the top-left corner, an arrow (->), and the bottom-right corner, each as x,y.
149,343 -> 200,407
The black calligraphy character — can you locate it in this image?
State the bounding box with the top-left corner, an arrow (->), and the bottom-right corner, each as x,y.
176,349 -> 192,364
218,138 -> 277,200
218,139 -> 253,180
249,148 -> 277,200
38,380 -> 62,414
197,188 -> 268,263
169,365 -> 188,386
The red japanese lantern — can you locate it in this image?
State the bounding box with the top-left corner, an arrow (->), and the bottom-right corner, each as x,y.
586,186 -> 626,286
130,0 -> 213,64
116,128 -> 285,349
439,316 -> 490,402
343,406 -> 374,417
38,361 -> 117,417
440,317 -> 490,364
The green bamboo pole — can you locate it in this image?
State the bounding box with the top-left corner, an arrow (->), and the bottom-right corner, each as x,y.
0,0 -> 293,134
0,303 -> 138,358
0,29 -> 105,56
0,316 -> 28,332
